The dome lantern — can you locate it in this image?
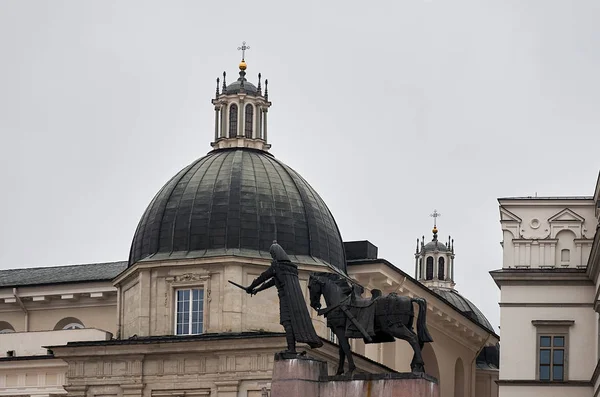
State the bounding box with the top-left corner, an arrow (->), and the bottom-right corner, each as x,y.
414,210 -> 456,289
211,41 -> 272,152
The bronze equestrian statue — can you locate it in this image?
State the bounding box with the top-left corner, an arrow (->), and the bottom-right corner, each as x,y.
244,242 -> 323,355
308,272 -> 433,375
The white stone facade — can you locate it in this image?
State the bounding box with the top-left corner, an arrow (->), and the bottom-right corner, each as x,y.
493,174 -> 600,396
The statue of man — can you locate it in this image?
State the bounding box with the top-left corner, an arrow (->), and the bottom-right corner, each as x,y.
245,242 -> 323,354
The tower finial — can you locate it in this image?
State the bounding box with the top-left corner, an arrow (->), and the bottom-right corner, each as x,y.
216,77 -> 220,96
430,209 -> 441,235
257,73 -> 262,94
264,79 -> 269,100
222,71 -> 227,93
238,41 -> 250,71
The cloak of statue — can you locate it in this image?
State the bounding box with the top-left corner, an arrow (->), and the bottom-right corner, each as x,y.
250,243 -> 323,349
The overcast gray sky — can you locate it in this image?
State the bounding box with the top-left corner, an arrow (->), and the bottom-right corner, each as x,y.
1,0 -> 599,334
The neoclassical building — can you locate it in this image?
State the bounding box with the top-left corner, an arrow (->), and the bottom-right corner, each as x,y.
492,175 -> 600,397
1,55 -> 498,397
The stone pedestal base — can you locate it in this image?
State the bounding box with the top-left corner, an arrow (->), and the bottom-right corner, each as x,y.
270,354 -> 439,397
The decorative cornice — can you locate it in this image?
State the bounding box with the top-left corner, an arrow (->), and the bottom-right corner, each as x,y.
490,268 -> 593,287
531,320 -> 575,327
496,379 -> 590,387
500,303 -> 593,308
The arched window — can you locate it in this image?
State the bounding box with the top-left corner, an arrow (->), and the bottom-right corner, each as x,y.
54,317 -> 84,331
438,257 -> 445,280
228,104 -> 238,138
426,257 -> 434,280
561,249 -> 570,263
418,258 -> 423,279
0,321 -> 15,333
244,104 -> 254,138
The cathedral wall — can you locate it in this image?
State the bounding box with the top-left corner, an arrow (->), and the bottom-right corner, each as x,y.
121,280 -> 141,338
0,309 -> 25,332
28,305 -> 116,334
117,259 -> 329,340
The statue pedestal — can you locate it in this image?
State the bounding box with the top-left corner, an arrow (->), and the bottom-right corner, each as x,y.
270,353 -> 327,396
270,354 -> 439,397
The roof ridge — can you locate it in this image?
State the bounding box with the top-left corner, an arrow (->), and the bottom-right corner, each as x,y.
0,260 -> 127,273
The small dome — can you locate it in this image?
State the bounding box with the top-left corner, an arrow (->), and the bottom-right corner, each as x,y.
423,240 -> 449,252
129,148 -> 347,273
433,288 -> 495,332
225,78 -> 258,96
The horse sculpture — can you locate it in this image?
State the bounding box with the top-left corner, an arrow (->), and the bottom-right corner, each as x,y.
308,272 -> 433,376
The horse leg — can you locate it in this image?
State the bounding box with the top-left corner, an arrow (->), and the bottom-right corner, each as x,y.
334,326 -> 355,375
388,324 -> 425,373
333,326 -> 345,375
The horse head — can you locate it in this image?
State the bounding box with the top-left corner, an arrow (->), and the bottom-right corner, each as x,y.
308,273 -> 325,310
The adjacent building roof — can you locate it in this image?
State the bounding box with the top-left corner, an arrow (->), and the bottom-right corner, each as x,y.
0,261 -> 127,288
432,288 -> 494,332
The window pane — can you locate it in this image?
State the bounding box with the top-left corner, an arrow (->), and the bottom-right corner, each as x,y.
539,349 -> 551,364
554,336 -> 564,347
540,336 -> 551,347
539,365 -> 550,381
553,349 -> 564,365
553,365 -> 564,381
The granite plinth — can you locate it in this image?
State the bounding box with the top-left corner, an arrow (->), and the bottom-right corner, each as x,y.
270,354 -> 439,397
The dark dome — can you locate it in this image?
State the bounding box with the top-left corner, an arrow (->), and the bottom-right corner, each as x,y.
433,288 -> 495,332
129,148 -> 346,272
225,80 -> 258,96
423,240 -> 449,252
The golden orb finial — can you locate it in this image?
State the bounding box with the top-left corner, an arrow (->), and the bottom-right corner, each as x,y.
239,60 -> 247,71
432,226 -> 438,234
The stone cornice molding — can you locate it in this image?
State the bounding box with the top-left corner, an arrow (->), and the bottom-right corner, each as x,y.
490,269 -> 593,287
496,379 -> 591,386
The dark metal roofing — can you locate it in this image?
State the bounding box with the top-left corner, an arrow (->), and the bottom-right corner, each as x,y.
225,80 -> 258,96
129,148 -> 347,273
432,288 -> 494,332
0,261 -> 127,288
422,240 -> 449,252
476,343 -> 500,370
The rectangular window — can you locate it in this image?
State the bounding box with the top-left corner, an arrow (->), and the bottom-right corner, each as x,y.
533,320 -> 572,382
175,288 -> 204,335
539,335 -> 565,381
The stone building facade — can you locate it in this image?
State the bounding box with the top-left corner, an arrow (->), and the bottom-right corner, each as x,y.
1,56 -> 499,397
492,174 -> 600,396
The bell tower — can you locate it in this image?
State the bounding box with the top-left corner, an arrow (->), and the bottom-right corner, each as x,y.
414,210 -> 456,289
211,41 -> 272,151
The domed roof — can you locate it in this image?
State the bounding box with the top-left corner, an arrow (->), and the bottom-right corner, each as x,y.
225,79 -> 258,96
128,148 -> 347,272
432,288 -> 494,332
423,240 -> 449,252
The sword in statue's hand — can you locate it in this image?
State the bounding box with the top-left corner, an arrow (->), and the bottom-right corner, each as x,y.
228,280 -> 253,295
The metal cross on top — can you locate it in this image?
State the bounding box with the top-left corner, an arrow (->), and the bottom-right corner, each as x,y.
238,41 -> 250,60
430,209 -> 441,227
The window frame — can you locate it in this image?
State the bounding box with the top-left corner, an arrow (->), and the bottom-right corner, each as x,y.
425,256 -> 434,280
532,320 -> 573,382
173,287 -> 206,336
63,323 -> 84,330
229,104 -> 238,138
244,104 -> 254,138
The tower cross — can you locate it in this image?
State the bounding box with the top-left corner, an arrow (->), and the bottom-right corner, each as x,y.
430,209 -> 441,227
238,41 -> 250,60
